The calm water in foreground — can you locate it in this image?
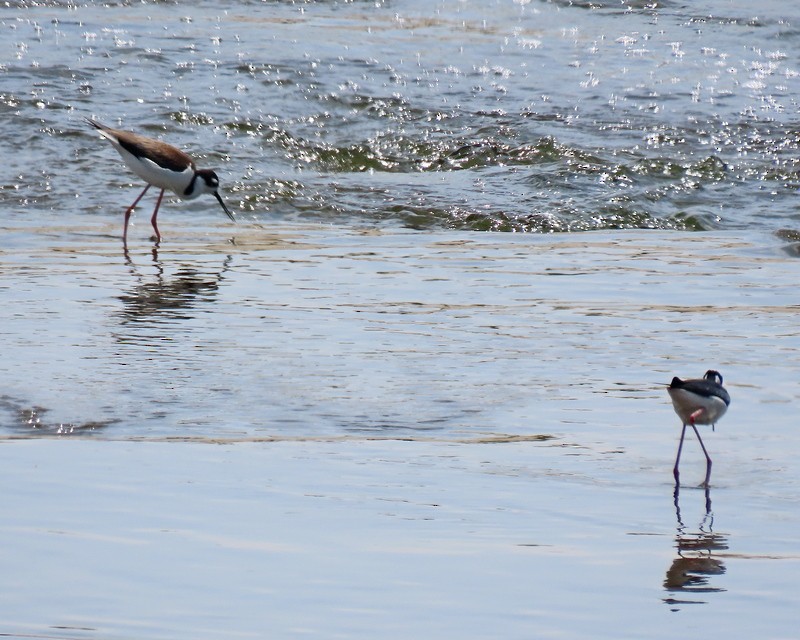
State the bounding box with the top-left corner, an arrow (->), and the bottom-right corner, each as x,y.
2,0 -> 800,638
1,223 -> 799,639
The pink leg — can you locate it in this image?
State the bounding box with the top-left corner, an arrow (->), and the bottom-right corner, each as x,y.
150,189 -> 165,244
690,424 -> 713,487
123,184 -> 151,244
673,424 -> 687,484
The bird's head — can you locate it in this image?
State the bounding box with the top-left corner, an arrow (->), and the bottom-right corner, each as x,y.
195,169 -> 235,222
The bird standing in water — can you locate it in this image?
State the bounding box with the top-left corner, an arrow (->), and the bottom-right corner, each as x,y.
86,118 -> 234,245
668,370 -> 730,487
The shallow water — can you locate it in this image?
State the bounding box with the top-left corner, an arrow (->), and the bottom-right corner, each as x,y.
2,224 -> 799,441
2,436 -> 800,639
2,223 -> 800,638
2,1 -> 800,638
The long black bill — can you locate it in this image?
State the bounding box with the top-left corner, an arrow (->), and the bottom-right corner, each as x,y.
215,191 -> 236,222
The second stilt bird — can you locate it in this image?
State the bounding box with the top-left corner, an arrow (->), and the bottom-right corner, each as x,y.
668,369 -> 730,487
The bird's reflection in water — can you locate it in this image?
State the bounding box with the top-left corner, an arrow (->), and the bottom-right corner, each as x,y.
663,485 -> 729,609
118,249 -> 233,327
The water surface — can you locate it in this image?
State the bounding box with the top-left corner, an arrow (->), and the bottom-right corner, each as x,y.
2,1 -> 800,638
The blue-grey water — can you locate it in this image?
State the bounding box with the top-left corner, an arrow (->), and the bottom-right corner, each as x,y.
3,0 -> 800,233
1,1 -> 800,639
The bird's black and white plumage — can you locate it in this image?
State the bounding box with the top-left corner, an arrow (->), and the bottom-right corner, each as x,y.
86,118 -> 234,245
668,370 -> 730,427
668,370 -> 730,487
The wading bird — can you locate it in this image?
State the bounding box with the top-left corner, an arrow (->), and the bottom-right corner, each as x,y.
668,370 -> 730,487
86,118 -> 234,244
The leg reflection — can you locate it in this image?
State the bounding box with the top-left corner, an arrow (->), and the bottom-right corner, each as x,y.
664,485 -> 728,607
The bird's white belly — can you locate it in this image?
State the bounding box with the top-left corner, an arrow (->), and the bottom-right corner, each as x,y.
668,388 -> 728,425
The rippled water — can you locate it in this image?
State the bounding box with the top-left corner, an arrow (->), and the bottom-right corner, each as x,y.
2,2 -> 800,639
3,0 -> 800,233
1,225 -> 799,439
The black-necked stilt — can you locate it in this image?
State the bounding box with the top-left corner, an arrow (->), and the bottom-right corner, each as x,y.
668,370 -> 730,487
86,118 -> 234,245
